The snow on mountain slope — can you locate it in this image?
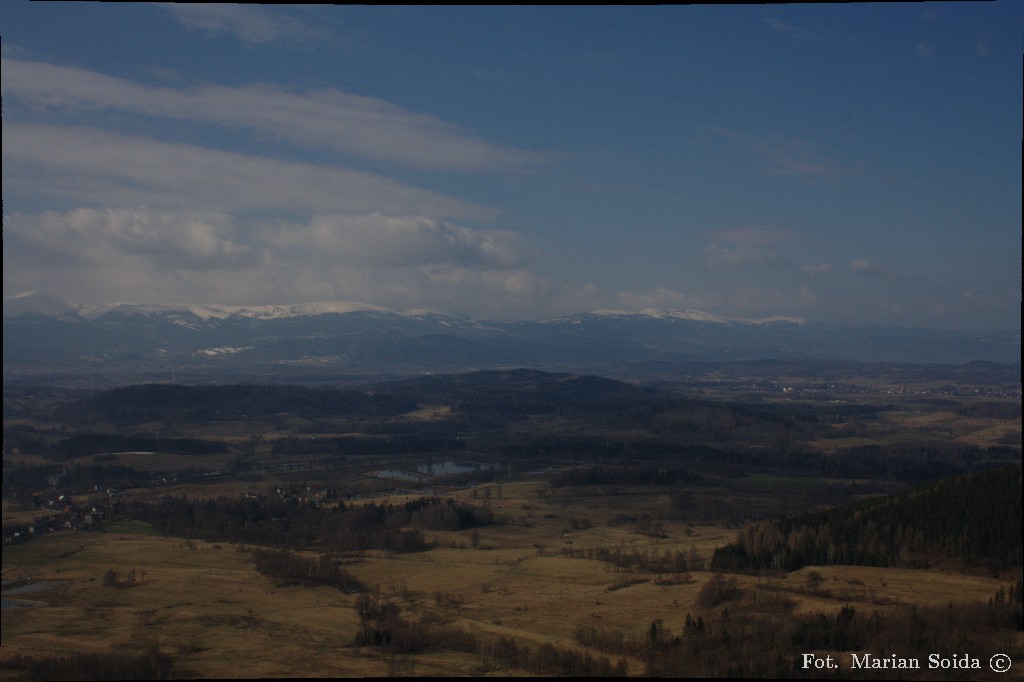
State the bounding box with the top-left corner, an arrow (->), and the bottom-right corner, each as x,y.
587,307 -> 795,325
6,291 -> 797,326
211,301 -> 395,319
60,300 -> 396,322
2,290 -> 82,320
3,292 -> 1019,370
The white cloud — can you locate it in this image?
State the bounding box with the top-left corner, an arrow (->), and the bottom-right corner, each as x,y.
801,262 -> 833,276
615,287 -> 715,311
850,258 -> 871,271
0,58 -> 567,315
764,17 -> 799,34
710,127 -> 862,182
7,208 -> 259,271
2,124 -> 491,220
613,285 -> 827,321
162,4 -> 328,45
5,209 -> 523,272
704,244 -> 781,268
849,258 -> 893,278
756,137 -> 862,181
762,16 -> 822,44
2,208 -> 571,318
702,226 -> 794,269
705,225 -> 796,246
265,213 -> 528,270
2,58 -> 547,171
975,29 -> 992,58
725,287 -> 793,314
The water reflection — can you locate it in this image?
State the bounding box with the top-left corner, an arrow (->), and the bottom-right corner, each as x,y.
376,461 -> 489,482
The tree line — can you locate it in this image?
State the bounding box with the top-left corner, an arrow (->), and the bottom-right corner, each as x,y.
0,646 -> 173,681
252,549 -> 362,592
712,465 -> 1022,573
643,584 -> 1022,678
123,493 -> 496,552
352,594 -> 628,676
44,433 -> 227,458
60,383 -> 417,424
559,544 -> 706,573
549,464 -> 700,488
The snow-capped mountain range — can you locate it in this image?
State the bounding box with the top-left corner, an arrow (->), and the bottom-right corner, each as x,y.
3,290 -> 1019,383
3,291 -> 397,322
4,291 -> 801,326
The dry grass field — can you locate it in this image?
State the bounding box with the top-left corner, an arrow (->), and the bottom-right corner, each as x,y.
4,478 -> 1019,678
1,503 -> 59,533
808,408 -> 1021,453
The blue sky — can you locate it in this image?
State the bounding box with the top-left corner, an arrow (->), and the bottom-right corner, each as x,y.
2,3 -> 1021,329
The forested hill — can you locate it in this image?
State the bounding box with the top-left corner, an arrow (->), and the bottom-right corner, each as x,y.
369,368 -> 664,414
54,370 -> 667,425
713,464 -> 1022,573
59,383 -> 417,424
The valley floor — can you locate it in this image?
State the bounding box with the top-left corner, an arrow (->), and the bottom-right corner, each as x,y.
3,480 -> 1020,679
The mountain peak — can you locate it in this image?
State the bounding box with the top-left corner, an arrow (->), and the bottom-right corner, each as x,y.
2,290 -> 82,321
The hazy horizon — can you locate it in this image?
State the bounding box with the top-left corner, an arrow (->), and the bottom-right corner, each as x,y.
2,5 -> 1021,332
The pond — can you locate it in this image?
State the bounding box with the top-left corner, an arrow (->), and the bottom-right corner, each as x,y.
416,461 -> 487,476
375,461 -> 492,482
375,469 -> 429,482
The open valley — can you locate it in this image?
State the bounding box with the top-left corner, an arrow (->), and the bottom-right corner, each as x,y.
3,367 -> 1021,678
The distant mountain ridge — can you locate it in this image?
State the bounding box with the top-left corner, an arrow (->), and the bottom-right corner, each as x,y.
3,291 -> 1020,383
3,291 -> 400,322
4,291 -> 804,325
2,290 -> 83,321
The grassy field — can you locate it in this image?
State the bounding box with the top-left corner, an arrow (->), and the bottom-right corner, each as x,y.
1,502 -> 59,532
4,478 -> 1019,678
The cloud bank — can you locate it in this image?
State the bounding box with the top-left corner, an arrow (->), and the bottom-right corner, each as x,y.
3,59 -> 547,172
2,124 -> 491,220
161,4 -> 328,45
3,208 -> 575,318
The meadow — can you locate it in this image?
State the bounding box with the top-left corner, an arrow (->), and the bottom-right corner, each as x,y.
2,370 -> 1021,678
4,478 -> 1020,679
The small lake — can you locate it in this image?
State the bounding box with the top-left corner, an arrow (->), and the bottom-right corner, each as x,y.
416,461 -> 486,476
376,461 -> 491,482
376,469 -> 429,482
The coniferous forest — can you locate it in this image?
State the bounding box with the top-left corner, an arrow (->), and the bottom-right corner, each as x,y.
713,465 -> 1022,573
